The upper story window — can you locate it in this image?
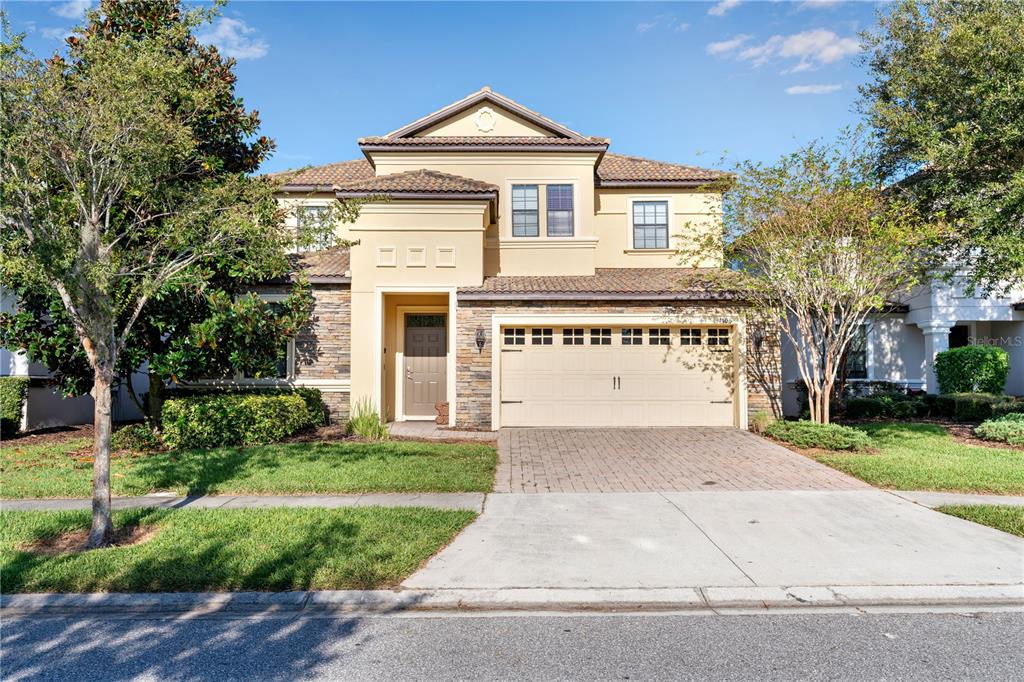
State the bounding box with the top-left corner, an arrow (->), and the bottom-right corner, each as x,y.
546,184 -> 574,237
633,201 -> 669,250
295,206 -> 334,252
512,185 -> 539,237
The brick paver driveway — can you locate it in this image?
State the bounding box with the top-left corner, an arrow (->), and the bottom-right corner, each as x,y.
495,427 -> 867,493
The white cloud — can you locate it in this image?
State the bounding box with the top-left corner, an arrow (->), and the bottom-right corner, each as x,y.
49,0 -> 90,20
636,21 -> 657,33
636,15 -> 689,34
41,26 -> 73,41
706,34 -> 751,55
800,0 -> 842,8
724,28 -> 860,70
785,83 -> 842,95
709,0 -> 742,16
196,17 -> 268,60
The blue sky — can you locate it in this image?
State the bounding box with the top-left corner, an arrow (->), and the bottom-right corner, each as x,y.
6,0 -> 880,173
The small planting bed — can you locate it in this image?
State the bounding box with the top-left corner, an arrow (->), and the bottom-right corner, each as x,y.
0,507 -> 475,592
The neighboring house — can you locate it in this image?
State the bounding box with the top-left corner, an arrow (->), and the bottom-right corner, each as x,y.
264,87 -> 780,430
780,279 -> 1024,416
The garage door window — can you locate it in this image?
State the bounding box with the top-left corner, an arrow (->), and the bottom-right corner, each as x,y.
590,328 -> 612,345
679,328 -> 702,346
622,328 -> 643,345
531,328 -> 553,345
649,328 -> 671,345
563,328 -> 585,345
504,328 -> 526,346
707,328 -> 731,348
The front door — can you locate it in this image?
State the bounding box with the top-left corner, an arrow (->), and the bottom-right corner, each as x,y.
404,314 -> 447,418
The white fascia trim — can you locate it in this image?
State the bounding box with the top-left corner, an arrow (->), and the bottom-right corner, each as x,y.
370,153 -> 599,166
489,312 -> 747,431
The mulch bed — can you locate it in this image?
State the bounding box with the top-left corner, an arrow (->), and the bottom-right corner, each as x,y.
3,424 -> 93,447
18,525 -> 160,556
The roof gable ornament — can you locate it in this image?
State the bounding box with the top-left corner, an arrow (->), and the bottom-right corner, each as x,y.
383,87 -> 585,140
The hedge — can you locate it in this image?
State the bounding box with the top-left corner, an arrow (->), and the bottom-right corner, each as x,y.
934,345 -> 1009,394
932,393 -> 1023,422
162,388 -> 324,450
844,393 -> 929,420
974,413 -> 1024,447
0,377 -> 29,438
764,420 -> 872,452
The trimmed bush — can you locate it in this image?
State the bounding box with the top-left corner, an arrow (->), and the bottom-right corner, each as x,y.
843,393 -> 928,420
0,377 -> 29,438
162,391 -> 322,450
934,345 -> 1009,394
975,413 -> 1024,446
765,420 -> 872,452
112,423 -> 162,452
345,398 -> 389,441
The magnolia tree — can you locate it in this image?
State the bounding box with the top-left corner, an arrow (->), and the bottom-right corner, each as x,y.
684,136 -> 944,423
0,8 -> 347,547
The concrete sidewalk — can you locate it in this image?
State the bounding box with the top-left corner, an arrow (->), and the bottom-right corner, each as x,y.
0,493 -> 485,513
404,490 -> 1024,591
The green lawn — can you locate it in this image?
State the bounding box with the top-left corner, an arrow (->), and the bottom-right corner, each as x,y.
1,438 -> 497,498
815,423 -> 1024,494
937,505 -> 1024,538
0,507 -> 475,592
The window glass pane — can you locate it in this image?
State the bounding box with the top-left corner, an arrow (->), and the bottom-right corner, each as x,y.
546,185 -> 574,236
622,328 -> 643,345
531,328 -> 553,345
503,328 -> 526,346
680,328 -> 702,346
846,325 -> 868,379
590,328 -> 611,345
512,185 -> 539,237
562,328 -> 584,345
707,328 -> 731,348
243,301 -> 289,378
649,328 -> 671,345
632,200 -> 669,250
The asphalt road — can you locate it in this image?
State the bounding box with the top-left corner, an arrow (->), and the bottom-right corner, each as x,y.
3,610 -> 1022,681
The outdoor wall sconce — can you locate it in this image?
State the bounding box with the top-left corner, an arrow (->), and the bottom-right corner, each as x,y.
752,330 -> 764,351
475,328 -> 486,353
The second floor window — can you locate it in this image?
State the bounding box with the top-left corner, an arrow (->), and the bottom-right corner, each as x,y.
512,185 -> 539,237
296,206 -> 334,251
546,184 -> 574,236
633,201 -> 669,249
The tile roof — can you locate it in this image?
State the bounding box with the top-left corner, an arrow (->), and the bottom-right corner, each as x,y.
275,160 -> 374,189
359,135 -> 609,148
458,268 -> 744,301
333,169 -> 498,196
596,153 -> 725,186
286,246 -> 351,282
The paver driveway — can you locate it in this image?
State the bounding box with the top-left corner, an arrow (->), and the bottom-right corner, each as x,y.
495,427 -> 867,493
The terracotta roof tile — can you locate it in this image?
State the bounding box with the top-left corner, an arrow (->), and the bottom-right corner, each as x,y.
359,135 -> 609,147
333,168 -> 497,196
596,153 -> 724,186
287,246 -> 351,282
458,268 -> 743,300
275,160 -> 374,189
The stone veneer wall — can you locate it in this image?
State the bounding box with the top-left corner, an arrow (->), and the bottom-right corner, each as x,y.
253,283 -> 352,423
455,300 -> 782,430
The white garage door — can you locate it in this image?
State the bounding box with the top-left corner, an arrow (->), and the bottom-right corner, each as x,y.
500,326 -> 737,427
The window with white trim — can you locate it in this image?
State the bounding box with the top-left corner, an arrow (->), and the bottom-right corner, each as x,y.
622,328 -> 643,345
531,328 -> 553,345
504,328 -> 526,345
512,185 -> 539,237
633,201 -> 669,249
295,205 -> 334,252
846,325 -> 869,379
546,184 -> 574,237
707,328 -> 731,348
679,328 -> 702,346
563,328 -> 585,345
649,328 -> 671,345
590,328 -> 612,345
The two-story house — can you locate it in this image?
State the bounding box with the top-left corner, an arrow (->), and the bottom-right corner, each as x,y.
269,88 -> 780,431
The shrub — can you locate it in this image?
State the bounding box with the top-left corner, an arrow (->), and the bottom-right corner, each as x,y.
112,423 -> 162,452
843,393 -> 928,420
0,377 -> 29,438
345,398 -> 389,441
938,392 -> 1008,421
934,345 -> 1009,394
764,420 -> 872,452
162,391 -> 322,450
975,414 -> 1024,446
992,400 -> 1024,419
749,410 -> 775,435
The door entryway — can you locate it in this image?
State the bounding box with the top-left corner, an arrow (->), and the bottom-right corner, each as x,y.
404,314 -> 447,418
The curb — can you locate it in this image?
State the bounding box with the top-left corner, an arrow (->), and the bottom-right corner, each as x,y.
3,584 -> 1023,616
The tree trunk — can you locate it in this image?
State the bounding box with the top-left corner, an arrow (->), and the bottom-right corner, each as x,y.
821,380 -> 834,424
86,370 -> 114,548
148,367 -> 165,427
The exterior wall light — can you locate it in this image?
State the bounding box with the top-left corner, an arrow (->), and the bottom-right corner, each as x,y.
475,328 -> 486,353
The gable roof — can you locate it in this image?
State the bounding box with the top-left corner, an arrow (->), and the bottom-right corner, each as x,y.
275,159 -> 374,191
333,169 -> 497,199
384,86 -> 585,140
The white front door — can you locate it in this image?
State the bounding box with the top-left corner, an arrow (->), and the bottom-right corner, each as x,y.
500,326 -> 737,427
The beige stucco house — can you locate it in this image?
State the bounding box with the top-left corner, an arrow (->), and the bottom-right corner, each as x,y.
268,88 -> 780,431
